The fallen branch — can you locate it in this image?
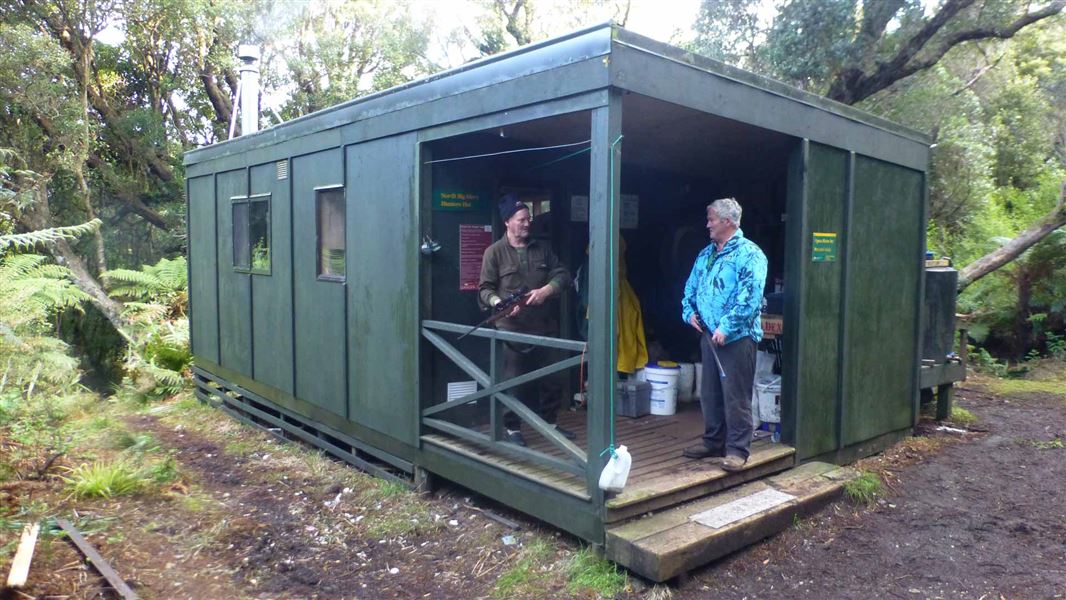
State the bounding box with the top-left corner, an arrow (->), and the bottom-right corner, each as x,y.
56,518 -> 139,600
463,503 -> 522,530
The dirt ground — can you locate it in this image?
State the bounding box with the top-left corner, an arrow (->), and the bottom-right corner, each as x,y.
686,382 -> 1066,599
2,374 -> 1064,599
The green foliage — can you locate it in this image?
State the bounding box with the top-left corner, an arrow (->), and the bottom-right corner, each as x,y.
567,546 -> 629,598
110,430 -> 161,453
493,538 -> 554,599
1046,332 -> 1066,359
145,455 -> 180,484
971,347 -> 1009,377
102,257 -> 190,399
0,219 -> 103,252
949,407 -> 977,426
1029,437 -> 1064,450
761,0 -> 856,91
267,0 -> 434,118
843,471 -> 883,505
63,460 -> 149,499
102,256 -> 187,313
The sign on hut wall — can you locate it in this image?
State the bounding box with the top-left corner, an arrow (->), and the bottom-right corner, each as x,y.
435,191 -> 481,211
811,232 -> 838,262
459,224 -> 493,291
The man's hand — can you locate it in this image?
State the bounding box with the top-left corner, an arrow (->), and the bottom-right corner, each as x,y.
525,285 -> 554,306
711,328 -> 726,346
689,314 -> 703,333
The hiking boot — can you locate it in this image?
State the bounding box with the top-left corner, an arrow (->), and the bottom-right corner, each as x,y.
506,429 -> 527,447
682,444 -> 725,459
554,425 -> 577,440
720,455 -> 747,472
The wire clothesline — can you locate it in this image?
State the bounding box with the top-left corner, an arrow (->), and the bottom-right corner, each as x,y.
423,139 -> 592,164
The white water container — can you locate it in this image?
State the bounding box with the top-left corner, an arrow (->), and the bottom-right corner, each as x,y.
677,363 -> 696,402
693,363 -> 703,401
756,375 -> 781,423
645,362 -> 681,415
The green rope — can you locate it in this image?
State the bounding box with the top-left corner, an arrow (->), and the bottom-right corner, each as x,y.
600,133 -> 624,460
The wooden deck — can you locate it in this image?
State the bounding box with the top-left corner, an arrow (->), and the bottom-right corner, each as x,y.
421,401 -> 796,519
606,461 -> 858,582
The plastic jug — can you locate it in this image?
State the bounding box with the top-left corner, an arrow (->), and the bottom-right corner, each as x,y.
598,445 -> 632,493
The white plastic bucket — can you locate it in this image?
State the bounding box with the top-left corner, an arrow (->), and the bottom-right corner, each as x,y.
645,362 -> 681,415
677,363 -> 695,402
693,363 -> 703,401
649,388 -> 677,416
750,386 -> 762,428
756,375 -> 781,423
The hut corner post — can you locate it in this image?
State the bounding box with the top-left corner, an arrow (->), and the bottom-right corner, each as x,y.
586,90 -> 623,521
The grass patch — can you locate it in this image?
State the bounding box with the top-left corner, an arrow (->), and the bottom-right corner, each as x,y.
568,545 -> 628,598
362,479 -> 410,501
63,460 -> 149,499
493,538 -> 555,599
948,406 -> 977,426
146,455 -> 181,484
982,378 -> 1066,397
1028,437 -> 1065,450
363,497 -> 440,539
110,430 -> 161,453
844,471 -> 883,505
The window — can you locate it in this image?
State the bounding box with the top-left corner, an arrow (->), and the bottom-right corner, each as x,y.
316,187 -> 345,280
232,195 -> 270,274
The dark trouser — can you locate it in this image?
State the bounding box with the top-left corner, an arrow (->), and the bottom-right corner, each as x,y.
699,335 -> 756,460
501,342 -> 562,430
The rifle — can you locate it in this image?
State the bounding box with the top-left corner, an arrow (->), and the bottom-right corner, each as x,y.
694,312 -> 727,380
457,286 -> 531,341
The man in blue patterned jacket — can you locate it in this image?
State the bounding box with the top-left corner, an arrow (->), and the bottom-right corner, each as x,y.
680,198 -> 767,472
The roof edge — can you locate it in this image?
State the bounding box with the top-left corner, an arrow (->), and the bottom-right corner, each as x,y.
184,22 -> 615,165
612,28 -> 932,146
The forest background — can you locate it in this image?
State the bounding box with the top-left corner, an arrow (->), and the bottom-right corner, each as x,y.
1,0 -> 1065,406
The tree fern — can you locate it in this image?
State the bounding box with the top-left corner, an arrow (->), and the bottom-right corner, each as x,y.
0,218 -> 102,251
102,256 -> 187,320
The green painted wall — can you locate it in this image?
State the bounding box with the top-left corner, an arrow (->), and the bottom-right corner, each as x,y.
843,157 -> 923,444
188,175 -> 218,364
346,134 -> 419,445
216,169 -> 251,376
250,162 -> 294,393
795,143 -> 847,459
292,149 -> 348,418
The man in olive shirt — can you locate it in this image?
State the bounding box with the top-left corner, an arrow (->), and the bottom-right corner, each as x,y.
479,194 -> 572,446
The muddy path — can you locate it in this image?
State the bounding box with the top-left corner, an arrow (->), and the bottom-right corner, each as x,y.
682,385 -> 1066,599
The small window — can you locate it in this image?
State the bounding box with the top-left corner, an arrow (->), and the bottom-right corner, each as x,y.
232,202 -> 250,268
232,195 -> 270,274
316,188 -> 345,280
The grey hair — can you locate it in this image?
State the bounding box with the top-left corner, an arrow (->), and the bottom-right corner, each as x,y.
708,197 -> 742,227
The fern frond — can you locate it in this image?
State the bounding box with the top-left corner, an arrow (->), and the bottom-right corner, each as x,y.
141,362 -> 188,394
0,254 -> 49,278
0,219 -> 102,251
151,257 -> 188,290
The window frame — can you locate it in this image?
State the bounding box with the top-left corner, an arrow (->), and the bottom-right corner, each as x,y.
314,185 -> 347,283
231,193 -> 272,276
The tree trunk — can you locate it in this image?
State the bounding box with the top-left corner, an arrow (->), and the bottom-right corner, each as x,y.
1014,268 -> 1032,359
957,180 -> 1066,291
23,183 -> 129,340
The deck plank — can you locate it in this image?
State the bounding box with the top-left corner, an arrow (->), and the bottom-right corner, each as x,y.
606,463 -> 857,582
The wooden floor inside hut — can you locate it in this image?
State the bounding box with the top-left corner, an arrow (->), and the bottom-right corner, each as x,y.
422,401 -> 797,521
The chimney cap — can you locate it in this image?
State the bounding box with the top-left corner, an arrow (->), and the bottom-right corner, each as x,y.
238,44 -> 260,62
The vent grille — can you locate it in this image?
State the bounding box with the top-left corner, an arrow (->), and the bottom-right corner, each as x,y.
276,160 -> 288,180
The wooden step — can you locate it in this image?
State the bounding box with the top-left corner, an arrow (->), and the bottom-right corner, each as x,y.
606,461 -> 858,582
605,443 -> 796,523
